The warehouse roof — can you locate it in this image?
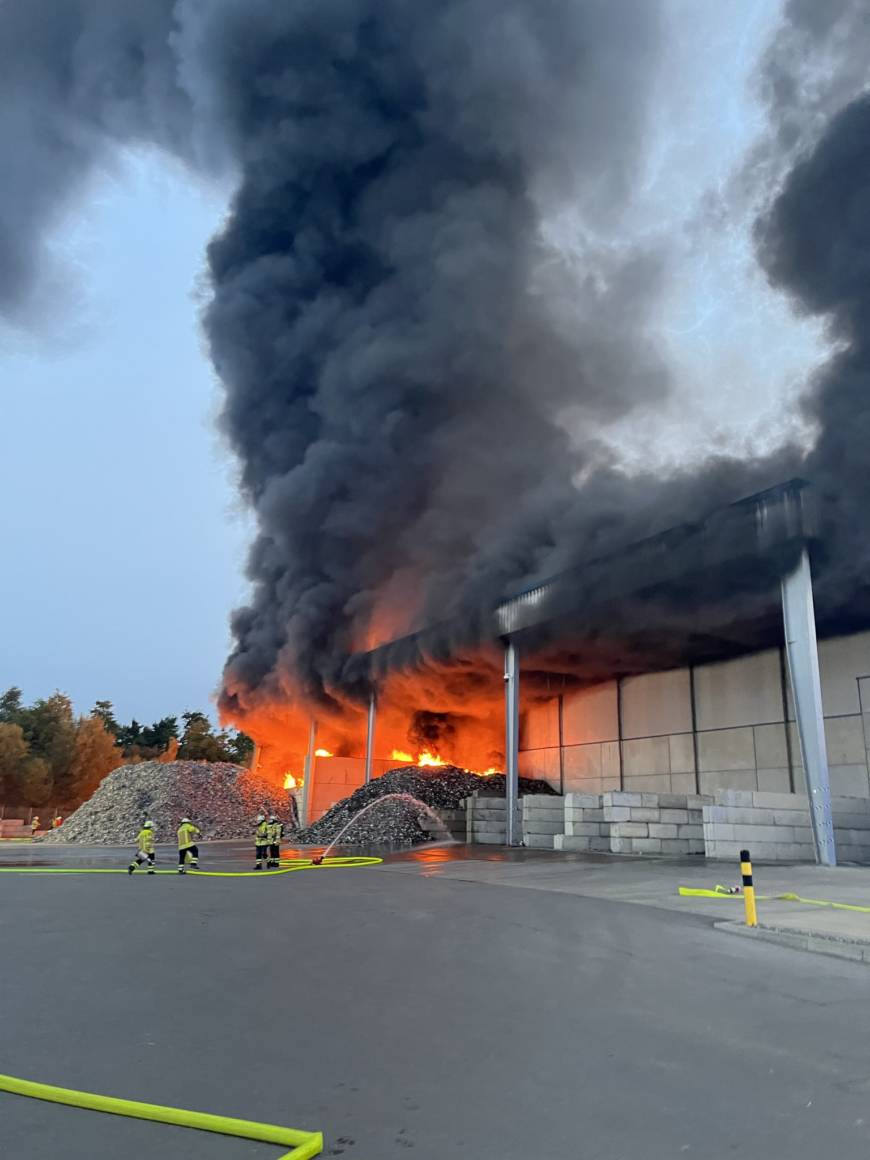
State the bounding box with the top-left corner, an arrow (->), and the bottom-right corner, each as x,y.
348,478 -> 821,685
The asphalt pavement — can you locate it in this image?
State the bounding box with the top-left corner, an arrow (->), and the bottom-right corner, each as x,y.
2,843 -> 870,1159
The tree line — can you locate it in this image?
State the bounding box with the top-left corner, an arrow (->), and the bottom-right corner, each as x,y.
0,688 -> 253,809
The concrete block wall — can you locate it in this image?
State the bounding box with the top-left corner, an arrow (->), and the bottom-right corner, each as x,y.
466,795 -> 507,844
553,791 -> 708,856
554,792 -> 610,853
521,795 -> 566,849
419,808 -> 467,842
603,791 -> 707,856
703,790 -> 870,862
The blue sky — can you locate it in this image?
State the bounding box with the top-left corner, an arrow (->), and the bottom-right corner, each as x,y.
0,152 -> 251,725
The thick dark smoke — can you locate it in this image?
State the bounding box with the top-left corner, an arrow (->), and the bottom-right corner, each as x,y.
0,1 -> 867,735
201,0 -> 675,712
757,93 -> 870,609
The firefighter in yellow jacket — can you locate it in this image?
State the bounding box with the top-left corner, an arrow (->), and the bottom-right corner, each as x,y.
254,814 -> 269,870
128,819 -> 156,875
177,817 -> 201,873
267,814 -> 284,868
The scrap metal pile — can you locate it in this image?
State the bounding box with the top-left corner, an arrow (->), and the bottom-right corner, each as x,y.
42,761 -> 292,844
297,764 -> 556,847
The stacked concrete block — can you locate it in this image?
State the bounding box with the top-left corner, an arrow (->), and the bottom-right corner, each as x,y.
832,797 -> 870,862
419,808 -> 467,842
521,795 -> 565,849
701,790 -> 870,863
554,792 -> 610,853
603,791 -> 708,855
465,795 -> 507,844
703,791 -> 814,862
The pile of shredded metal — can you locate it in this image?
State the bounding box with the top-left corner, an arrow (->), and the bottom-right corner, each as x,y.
297,765 -> 556,847
42,761 -> 293,844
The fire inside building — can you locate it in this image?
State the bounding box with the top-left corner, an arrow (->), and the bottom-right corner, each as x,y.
287,479 -> 870,868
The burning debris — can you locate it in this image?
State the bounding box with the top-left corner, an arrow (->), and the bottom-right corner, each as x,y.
42,761 -> 293,845
297,764 -> 555,848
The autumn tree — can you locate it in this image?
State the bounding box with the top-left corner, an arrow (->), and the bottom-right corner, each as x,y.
0,722 -> 28,800
20,757 -> 52,807
69,715 -> 122,801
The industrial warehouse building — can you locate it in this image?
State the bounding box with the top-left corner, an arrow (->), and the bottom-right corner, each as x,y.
303,480 -> 870,865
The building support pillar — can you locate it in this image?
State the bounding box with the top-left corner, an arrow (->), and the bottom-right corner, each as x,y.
781,548 -> 836,866
300,719 -> 317,828
364,689 -> 377,784
504,640 -> 521,847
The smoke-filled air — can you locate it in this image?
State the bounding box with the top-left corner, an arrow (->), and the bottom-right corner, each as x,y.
2,0 -> 870,777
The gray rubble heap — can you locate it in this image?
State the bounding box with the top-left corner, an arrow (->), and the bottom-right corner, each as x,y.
297,764 -> 556,847
42,760 -> 292,844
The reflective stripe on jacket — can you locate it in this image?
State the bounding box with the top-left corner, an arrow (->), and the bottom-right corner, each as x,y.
177,822 -> 200,849
137,828 -> 155,855
255,820 -> 269,846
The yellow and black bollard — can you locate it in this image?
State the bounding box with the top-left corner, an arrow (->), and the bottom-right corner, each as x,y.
740,849 -> 758,927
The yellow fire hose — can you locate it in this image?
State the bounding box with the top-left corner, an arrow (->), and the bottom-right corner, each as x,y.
0,1072 -> 322,1159
0,855 -> 382,876
679,884 -> 870,913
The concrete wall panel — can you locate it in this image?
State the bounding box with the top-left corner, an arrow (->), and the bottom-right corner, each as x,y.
562,681 -> 618,745
518,748 -> 561,788
624,773 -> 672,793
818,632 -> 870,716
699,769 -> 758,794
757,767 -> 791,792
825,715 -> 865,766
621,669 -> 692,739
753,723 -> 788,769
698,727 -> 756,772
695,650 -> 783,730
623,736 -> 670,777
829,765 -> 870,798
519,699 -> 559,750
562,743 -> 602,781
669,733 -> 695,774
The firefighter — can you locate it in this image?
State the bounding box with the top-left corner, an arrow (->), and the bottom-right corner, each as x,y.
128,820 -> 156,875
177,816 -> 201,873
254,813 -> 269,870
267,814 -> 284,867
30,815 -> 40,837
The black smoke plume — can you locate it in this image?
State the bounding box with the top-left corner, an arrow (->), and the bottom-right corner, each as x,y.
757,93 -> 870,615
201,0 -> 676,714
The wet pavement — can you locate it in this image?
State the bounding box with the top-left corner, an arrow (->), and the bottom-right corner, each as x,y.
5,839 -> 870,1158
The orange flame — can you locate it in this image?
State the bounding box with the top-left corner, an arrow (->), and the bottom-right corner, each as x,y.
389,747 -> 500,775
314,748 -> 333,757
283,773 -> 301,789
417,749 -> 446,767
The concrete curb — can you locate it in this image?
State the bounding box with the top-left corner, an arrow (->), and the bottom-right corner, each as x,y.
715,919 -> 870,964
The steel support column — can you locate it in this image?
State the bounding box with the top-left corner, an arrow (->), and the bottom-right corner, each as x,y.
504,640 -> 521,846
300,720 -> 317,828
781,548 -> 836,866
364,690 -> 377,784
